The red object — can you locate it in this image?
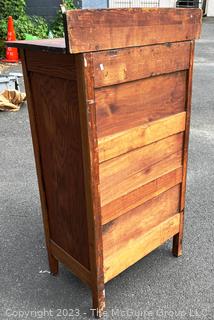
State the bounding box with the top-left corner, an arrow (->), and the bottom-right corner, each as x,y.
2,16 -> 19,63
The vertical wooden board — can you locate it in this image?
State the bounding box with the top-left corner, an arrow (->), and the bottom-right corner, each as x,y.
65,8 -> 202,53
29,70 -> 90,269
173,41 -> 196,257
95,71 -> 187,137
93,42 -> 191,88
75,53 -> 105,313
21,50 -> 59,275
181,41 -> 195,211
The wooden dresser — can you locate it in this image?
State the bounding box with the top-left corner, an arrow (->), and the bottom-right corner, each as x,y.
8,8 -> 202,317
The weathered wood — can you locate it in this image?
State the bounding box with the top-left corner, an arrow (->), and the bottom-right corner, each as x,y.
181,42 -> 195,212
26,51 -> 76,80
102,151 -> 182,209
93,42 -> 191,88
173,41 -> 195,257
29,58 -> 90,269
7,38 -> 66,53
13,8 -> 201,316
103,213 -> 181,282
65,8 -> 202,53
21,50 -> 59,275
103,186 -> 180,256
98,112 -> 186,163
100,133 -> 183,206
102,167 -> 183,225
95,71 -> 187,137
173,211 -> 184,257
75,53 -> 105,316
50,240 -> 92,286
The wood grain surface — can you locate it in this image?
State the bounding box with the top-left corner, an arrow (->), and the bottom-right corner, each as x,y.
95,71 -> 187,137
76,53 -> 105,315
18,6 -> 202,313
26,51 -> 76,80
101,167 -> 183,225
93,42 -> 190,88
103,185 -> 180,255
98,112 -> 186,162
50,240 -> 92,286
173,41 -> 196,257
21,51 -> 59,275
103,212 -> 181,282
65,8 -> 202,53
29,61 -> 90,269
100,133 -> 184,206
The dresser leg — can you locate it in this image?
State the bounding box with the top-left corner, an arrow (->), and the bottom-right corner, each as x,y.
172,211 -> 184,257
91,287 -> 106,318
172,233 -> 183,257
48,253 -> 59,275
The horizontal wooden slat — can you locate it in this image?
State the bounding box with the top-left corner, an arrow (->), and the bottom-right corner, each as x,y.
100,133 -> 183,205
102,151 -> 183,207
98,112 -> 186,163
26,51 -> 76,80
95,71 -> 187,138
103,151 -> 183,208
103,212 -> 181,282
50,240 -> 91,286
103,185 -> 180,256
65,8 -> 202,53
101,167 -> 183,225
93,42 -> 191,88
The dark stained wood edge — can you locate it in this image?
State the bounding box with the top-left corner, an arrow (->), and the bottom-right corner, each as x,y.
173,210 -> 184,257
7,39 -> 66,53
173,40 -> 195,257
181,41 -> 195,211
20,49 -> 59,275
75,53 -> 105,316
50,240 -> 92,286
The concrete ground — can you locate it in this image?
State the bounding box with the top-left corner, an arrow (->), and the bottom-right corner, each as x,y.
0,18 -> 214,320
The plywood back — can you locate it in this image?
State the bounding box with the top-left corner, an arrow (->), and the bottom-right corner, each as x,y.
65,8 -> 202,53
